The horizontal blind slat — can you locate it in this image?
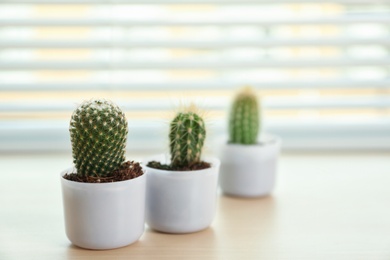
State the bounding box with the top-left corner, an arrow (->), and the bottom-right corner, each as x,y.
0,0 -> 387,4
1,80 -> 390,91
3,38 -> 390,48
2,97 -> 389,112
1,119 -> 389,152
1,59 -> 389,70
2,16 -> 390,27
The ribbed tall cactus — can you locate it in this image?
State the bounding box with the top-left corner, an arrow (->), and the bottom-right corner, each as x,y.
69,99 -> 128,177
169,104 -> 206,167
229,87 -> 260,145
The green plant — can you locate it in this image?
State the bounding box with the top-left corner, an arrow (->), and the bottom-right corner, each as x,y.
169,104 -> 206,167
69,99 -> 128,177
228,86 -> 260,145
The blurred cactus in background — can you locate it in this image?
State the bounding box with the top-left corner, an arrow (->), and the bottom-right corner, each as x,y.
69,99 -> 128,177
229,86 -> 260,145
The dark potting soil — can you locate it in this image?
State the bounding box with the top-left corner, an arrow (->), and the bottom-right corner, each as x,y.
146,161 -> 211,171
63,161 -> 144,183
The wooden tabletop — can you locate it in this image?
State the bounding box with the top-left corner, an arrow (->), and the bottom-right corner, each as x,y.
1,153 -> 390,260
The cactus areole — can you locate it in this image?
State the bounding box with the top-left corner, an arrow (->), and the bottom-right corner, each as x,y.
229,87 -> 260,145
69,99 -> 128,178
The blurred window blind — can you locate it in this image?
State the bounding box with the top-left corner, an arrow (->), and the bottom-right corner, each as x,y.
0,0 -> 389,152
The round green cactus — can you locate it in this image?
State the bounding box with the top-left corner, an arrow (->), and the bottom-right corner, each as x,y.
69,99 -> 128,177
169,105 -> 206,167
229,86 -> 260,145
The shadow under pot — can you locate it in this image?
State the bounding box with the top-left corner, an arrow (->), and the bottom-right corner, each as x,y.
60,167 -> 146,250
144,155 -> 220,234
219,134 -> 281,198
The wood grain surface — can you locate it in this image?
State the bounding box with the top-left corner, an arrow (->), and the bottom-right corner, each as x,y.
1,153 -> 389,260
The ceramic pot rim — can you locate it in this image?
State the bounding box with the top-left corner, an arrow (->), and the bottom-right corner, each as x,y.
143,155 -> 220,176
60,166 -> 146,188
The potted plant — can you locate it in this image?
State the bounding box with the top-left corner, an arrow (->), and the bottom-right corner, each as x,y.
60,99 -> 146,250
219,87 -> 281,197
144,104 -> 220,234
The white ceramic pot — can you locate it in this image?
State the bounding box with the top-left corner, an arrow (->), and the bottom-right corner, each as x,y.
219,134 -> 281,198
60,167 -> 146,250
143,155 -> 220,234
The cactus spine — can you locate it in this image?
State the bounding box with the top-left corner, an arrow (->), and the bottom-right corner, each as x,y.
69,99 -> 128,177
229,86 -> 260,145
169,104 -> 206,167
